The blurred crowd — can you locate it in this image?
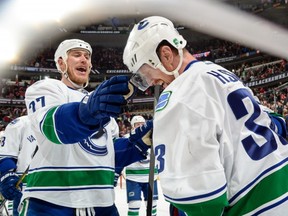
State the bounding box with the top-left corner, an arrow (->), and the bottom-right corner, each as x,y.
0,106 -> 27,132
1,37 -> 288,135
10,39 -> 264,71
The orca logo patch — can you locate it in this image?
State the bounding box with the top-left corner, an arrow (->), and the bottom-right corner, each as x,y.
156,91 -> 172,112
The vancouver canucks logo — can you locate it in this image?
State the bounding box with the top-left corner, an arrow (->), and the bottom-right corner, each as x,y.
138,20 -> 149,30
156,91 -> 172,112
78,130 -> 108,156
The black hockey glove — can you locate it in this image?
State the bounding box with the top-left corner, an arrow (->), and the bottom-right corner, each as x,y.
79,75 -> 133,126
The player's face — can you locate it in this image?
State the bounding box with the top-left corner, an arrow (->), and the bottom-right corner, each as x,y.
66,49 -> 92,85
138,64 -> 174,89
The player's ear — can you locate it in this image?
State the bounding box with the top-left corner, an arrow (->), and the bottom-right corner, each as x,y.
58,57 -> 63,67
159,46 -> 174,69
58,57 -> 67,72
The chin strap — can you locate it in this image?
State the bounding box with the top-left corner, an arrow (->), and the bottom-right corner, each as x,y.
60,63 -> 89,90
158,48 -> 183,78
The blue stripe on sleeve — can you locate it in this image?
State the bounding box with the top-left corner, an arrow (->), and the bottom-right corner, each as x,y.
114,138 -> 147,174
54,102 -> 99,144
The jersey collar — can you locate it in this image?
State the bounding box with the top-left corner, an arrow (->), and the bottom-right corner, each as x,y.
183,60 -> 199,73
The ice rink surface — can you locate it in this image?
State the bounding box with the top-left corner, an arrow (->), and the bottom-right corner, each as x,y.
115,178 -> 170,215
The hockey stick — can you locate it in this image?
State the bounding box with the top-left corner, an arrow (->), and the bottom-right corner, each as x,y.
146,85 -> 161,216
3,202 -> 9,216
0,194 -> 9,216
0,145 -> 39,211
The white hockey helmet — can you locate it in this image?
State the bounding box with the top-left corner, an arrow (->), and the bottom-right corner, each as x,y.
54,39 -> 92,71
131,115 -> 146,128
123,16 -> 187,91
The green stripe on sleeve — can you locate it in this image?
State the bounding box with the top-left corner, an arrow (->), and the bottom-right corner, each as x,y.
224,164 -> 288,216
42,106 -> 61,144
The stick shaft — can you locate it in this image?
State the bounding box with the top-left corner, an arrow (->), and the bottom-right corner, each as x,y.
146,85 -> 161,216
0,145 -> 38,211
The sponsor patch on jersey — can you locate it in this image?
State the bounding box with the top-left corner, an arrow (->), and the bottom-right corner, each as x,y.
155,91 -> 172,112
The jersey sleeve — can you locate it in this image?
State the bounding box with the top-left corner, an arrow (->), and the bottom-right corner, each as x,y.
113,137 -> 147,174
0,118 -> 25,158
25,79 -> 98,144
0,118 -> 25,173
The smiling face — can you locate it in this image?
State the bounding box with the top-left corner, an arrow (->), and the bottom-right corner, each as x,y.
58,48 -> 92,88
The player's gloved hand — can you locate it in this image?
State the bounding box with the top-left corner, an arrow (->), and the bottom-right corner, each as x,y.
79,75 -> 132,126
269,113 -> 287,138
129,119 -> 153,153
0,172 -> 22,200
124,82 -> 137,100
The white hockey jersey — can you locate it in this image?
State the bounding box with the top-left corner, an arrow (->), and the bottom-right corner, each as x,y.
0,115 -> 37,175
153,61 -> 288,215
23,78 -> 119,208
0,116 -> 37,216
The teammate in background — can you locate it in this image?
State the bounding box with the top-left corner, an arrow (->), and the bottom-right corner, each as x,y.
124,115 -> 158,216
123,16 -> 288,215
0,115 -> 38,216
21,39 -> 153,216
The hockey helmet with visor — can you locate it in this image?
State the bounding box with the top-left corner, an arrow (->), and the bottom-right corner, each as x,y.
123,16 -> 187,91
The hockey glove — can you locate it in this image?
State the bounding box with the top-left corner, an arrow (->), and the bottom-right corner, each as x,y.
0,172 -> 22,200
129,119 -> 153,153
269,113 -> 287,138
124,82 -> 137,100
79,75 -> 131,126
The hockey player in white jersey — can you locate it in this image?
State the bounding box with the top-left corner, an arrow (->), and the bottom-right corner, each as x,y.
21,39 -> 153,216
123,115 -> 158,216
0,115 -> 37,216
123,16 -> 288,215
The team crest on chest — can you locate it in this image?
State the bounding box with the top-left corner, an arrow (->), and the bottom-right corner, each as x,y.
156,91 -> 172,112
78,130 -> 108,156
